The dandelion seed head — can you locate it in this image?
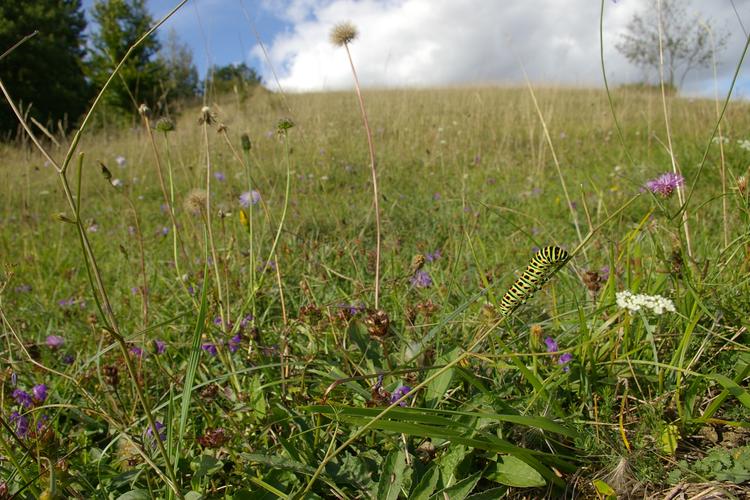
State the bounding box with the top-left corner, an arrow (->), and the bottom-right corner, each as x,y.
184,189 -> 207,215
330,22 -> 358,46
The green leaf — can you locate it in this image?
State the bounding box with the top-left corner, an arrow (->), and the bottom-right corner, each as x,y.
410,465 -> 440,500
486,455 -> 546,488
425,348 -> 459,408
377,449 -> 406,500
466,486 -> 509,499
191,454 -> 223,479
431,470 -> 482,500
593,479 -> 617,498
249,375 -> 267,422
660,424 -> 680,455
184,492 -> 204,500
116,491 -> 151,500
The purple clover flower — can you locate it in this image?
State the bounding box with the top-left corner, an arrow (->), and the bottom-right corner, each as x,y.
426,249 -> 442,262
645,172 -> 684,198
32,384 -> 47,402
12,389 -> 34,408
390,386 -> 413,407
229,334 -> 243,353
558,352 -> 573,372
544,337 -> 559,353
154,340 -> 167,354
410,270 -> 433,288
239,190 -> 261,207
46,335 -> 65,349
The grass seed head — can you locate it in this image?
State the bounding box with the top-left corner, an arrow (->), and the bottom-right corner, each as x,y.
330,22 -> 358,46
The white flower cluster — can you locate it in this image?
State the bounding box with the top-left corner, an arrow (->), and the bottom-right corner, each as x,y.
616,291 -> 676,315
737,139 -> 750,151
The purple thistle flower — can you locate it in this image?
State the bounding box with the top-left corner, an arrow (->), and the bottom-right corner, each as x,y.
410,270 -> 433,288
544,337 -> 559,353
201,343 -> 218,356
12,389 -> 34,408
239,190 -> 261,207
214,172 -> 226,181
9,411 -> 29,437
46,335 -> 65,349
32,384 -> 47,402
645,172 -> 685,198
390,385 -> 413,407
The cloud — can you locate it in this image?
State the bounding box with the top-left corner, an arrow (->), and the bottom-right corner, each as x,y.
254,0 -> 750,96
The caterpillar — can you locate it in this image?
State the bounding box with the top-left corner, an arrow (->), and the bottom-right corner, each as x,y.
498,246 -> 569,315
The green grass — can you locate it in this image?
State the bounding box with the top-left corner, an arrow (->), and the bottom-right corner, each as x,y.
1,84 -> 749,498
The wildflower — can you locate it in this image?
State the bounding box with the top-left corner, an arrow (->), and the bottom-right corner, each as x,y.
201,343 -> 218,356
15,284 -> 32,293
197,427 -> 229,448
737,139 -> 750,151
111,178 -> 123,187
9,411 -> 29,437
426,249 -> 442,262
129,346 -> 144,357
32,384 -> 47,403
214,172 -> 226,182
410,270 -> 433,288
87,223 -> 99,233
390,385 -> 412,407
616,291 -> 676,315
239,314 -> 253,329
13,389 -> 34,408
154,340 -> 166,354
159,226 -> 169,236
63,354 -> 75,365
115,155 -> 126,168
229,334 -> 242,353
645,172 -> 684,198
46,335 -> 65,349
711,136 -> 729,145
558,352 -> 573,371
330,22 -> 358,46
155,117 -> 175,133
544,337 -> 559,353
239,190 -> 261,207
257,259 -> 277,273
145,421 -> 166,443
433,192 -> 441,201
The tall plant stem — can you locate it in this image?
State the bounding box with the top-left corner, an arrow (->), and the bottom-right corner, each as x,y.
344,42 -> 382,309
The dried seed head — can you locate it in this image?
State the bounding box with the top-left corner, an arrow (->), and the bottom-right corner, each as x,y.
197,427 -> 229,448
184,189 -> 207,215
583,270 -> 601,293
738,175 -> 747,196
155,117 -> 175,133
138,103 -> 151,118
216,122 -> 228,134
99,161 -> 112,182
411,254 -> 426,273
276,118 -> 294,135
330,22 -> 358,46
364,309 -> 390,339
102,365 -> 119,387
199,106 -> 215,125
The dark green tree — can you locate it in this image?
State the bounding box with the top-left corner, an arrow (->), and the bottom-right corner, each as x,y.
0,1 -> 90,137
207,62 -> 262,100
88,0 -> 165,116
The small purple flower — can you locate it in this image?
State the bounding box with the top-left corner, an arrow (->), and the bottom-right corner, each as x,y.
63,354 -> 75,365
558,352 -> 573,371
14,284 -> 32,293
33,384 -> 47,402
87,223 -> 99,233
159,226 -> 169,236
240,314 -> 254,329
46,335 -> 65,349
9,411 -> 29,437
600,265 -> 610,282
229,334 -> 243,353
390,385 -> 413,407
12,389 -> 34,408
214,172 -> 226,181
201,343 -> 218,356
239,190 -> 261,207
433,192 -> 441,201
257,259 -> 277,273
339,303 -> 363,316
410,270 -> 433,288
645,172 -> 685,198
426,249 -> 442,262
129,345 -> 144,357
154,340 -> 167,354
145,421 -> 166,443
544,337 -> 559,353
58,297 -> 75,307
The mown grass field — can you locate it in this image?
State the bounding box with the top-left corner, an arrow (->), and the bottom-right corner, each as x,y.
1,84 -> 750,498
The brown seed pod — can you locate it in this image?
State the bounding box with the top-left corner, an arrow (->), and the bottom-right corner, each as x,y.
364,309 -> 390,339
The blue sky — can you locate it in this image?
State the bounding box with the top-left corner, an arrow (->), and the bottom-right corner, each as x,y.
80,0 -> 750,98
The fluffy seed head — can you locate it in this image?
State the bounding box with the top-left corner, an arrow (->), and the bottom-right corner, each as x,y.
330,22 -> 358,46
184,189 -> 207,215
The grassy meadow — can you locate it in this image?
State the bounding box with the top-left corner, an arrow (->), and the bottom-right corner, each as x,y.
1,83 -> 750,498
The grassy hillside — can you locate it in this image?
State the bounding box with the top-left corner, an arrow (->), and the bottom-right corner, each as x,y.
1,85 -> 749,498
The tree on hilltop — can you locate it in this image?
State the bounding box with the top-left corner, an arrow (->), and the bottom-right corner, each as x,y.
616,0 -> 728,89
0,0 -> 90,137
